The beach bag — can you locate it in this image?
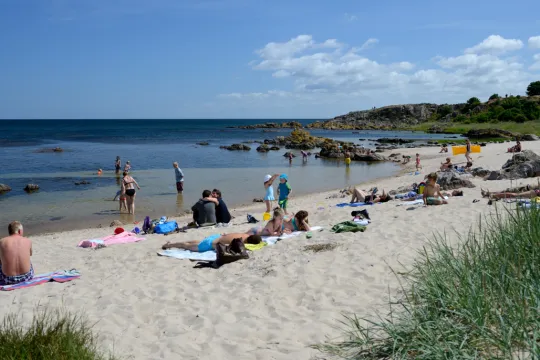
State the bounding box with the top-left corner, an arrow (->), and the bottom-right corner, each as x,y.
153,220 -> 178,234
142,216 -> 152,234
247,214 -> 259,224
214,239 -> 249,268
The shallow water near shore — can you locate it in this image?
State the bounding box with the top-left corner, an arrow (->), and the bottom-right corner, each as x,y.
0,120 -> 460,234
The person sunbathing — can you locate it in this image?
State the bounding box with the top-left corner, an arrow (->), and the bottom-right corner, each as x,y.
248,208 -> 287,236
439,144 -> 448,153
440,157 -> 453,171
481,188 -> 540,200
162,233 -> 262,252
0,221 -> 34,286
507,140 -> 522,153
423,172 -> 448,205
283,210 -> 311,232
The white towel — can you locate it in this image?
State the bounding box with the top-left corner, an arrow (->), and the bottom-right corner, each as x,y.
262,226 -> 323,245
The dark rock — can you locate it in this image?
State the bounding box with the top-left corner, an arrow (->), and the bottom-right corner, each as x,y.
256,144 -> 269,153
24,184 -> 40,192
471,168 -> 490,177
221,144 -> 251,151
465,128 -> 515,139
389,185 -> 415,195
237,121 -> 303,130
269,146 -> 280,151
197,142 -> 209,146
521,134 -> 539,141
499,150 -> 540,179
74,180 -> 91,186
253,198 -> 264,203
0,184 -> 11,193
436,172 -> 475,190
376,138 -> 414,144
35,147 -> 64,153
486,171 -> 502,181
480,143 -> 487,147
388,153 -> 401,158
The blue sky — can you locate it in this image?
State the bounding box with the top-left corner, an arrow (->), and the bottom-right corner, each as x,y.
1,0 -> 539,119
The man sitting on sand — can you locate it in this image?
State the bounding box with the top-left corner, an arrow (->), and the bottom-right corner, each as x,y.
440,157 -> 453,171
0,221 -> 34,286
162,233 -> 262,252
423,172 -> 448,205
191,190 -> 217,226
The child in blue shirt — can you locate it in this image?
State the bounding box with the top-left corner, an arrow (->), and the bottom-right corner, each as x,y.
277,174 -> 292,215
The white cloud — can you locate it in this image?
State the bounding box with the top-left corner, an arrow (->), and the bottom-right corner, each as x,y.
464,35 -> 523,55
359,38 -> 379,51
344,13 -> 358,22
220,34 -> 537,108
529,36 -> 540,49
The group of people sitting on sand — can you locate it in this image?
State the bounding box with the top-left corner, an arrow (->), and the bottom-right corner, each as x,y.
190,189 -> 231,227
163,207 -> 310,253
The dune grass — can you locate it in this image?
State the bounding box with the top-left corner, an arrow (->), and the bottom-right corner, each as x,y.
411,120 -> 540,135
0,309 -> 117,360
315,206 -> 540,359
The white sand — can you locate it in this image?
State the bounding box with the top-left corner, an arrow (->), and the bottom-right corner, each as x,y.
1,139 -> 537,359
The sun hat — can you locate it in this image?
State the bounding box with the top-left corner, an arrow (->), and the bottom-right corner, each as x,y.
264,174 -> 272,182
279,174 -> 288,181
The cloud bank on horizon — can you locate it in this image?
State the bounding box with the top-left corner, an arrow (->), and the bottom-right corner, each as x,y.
219,34 -> 540,115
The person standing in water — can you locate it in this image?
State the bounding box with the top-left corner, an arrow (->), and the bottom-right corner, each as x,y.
124,161 -> 131,173
122,171 -> 140,214
173,162 -> 184,194
263,174 -> 279,213
115,156 -> 121,174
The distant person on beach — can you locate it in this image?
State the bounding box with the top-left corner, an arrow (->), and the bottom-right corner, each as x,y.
263,174 -> 280,213
0,221 -> 33,286
173,162 -> 184,194
115,156 -> 121,173
481,188 -> 540,200
423,172 -> 448,206
124,161 -> 131,173
191,190 -> 217,226
415,153 -> 422,171
507,140 -> 522,153
344,150 -> 351,166
122,171 -> 140,214
439,144 -> 448,153
465,139 -> 472,163
277,174 -> 292,215
288,152 -> 293,163
440,158 -> 453,171
212,189 -> 231,225
162,233 -> 261,252
301,150 -> 308,161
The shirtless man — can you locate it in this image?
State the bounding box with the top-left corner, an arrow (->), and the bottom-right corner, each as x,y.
162,233 -> 261,252
0,221 -> 34,285
481,188 -> 540,200
423,173 -> 448,205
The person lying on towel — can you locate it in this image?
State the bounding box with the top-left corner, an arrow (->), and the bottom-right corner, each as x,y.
0,221 -> 34,286
161,233 -> 262,252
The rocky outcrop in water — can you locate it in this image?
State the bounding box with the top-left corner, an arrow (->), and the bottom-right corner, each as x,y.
0,184 -> 12,193
220,144 -> 251,151
235,121 -> 303,130
24,184 -> 39,192
35,147 -> 64,153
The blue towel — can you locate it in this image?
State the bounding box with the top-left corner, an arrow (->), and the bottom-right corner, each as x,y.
336,202 -> 370,207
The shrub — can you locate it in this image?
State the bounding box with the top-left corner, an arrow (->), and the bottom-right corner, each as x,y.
527,81 -> 540,96
489,93 -> 500,100
453,114 -> 467,123
521,99 -> 540,120
437,105 -> 452,118
315,207 -> 540,359
498,108 -> 525,122
466,97 -> 481,106
0,309 -> 116,360
471,113 -> 490,123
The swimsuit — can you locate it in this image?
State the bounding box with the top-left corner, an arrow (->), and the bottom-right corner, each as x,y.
198,234 -> 220,252
0,263 -> 34,286
426,197 -> 442,205
264,185 -> 275,201
291,218 -> 299,231
124,178 -> 136,196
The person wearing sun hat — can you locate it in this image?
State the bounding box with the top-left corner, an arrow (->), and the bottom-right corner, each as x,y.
277,173 -> 292,215
263,174 -> 280,213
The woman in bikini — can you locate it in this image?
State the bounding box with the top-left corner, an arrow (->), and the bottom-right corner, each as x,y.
283,210 -> 310,232
122,171 -> 140,214
248,208 -> 285,236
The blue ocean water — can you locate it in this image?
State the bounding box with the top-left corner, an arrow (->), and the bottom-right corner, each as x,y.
0,120 -> 459,233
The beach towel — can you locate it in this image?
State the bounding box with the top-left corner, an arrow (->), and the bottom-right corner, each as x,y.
396,199 -> 424,206
331,221 -> 367,233
0,269 -> 81,291
78,232 -> 145,248
336,202 -> 370,207
245,242 -> 267,251
157,226 -> 323,260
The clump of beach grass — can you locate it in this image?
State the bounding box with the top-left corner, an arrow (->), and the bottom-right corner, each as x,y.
304,243 -> 338,253
0,308 -> 118,360
315,206 -> 540,359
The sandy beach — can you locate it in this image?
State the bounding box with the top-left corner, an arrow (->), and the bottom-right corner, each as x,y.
1,139 -> 537,360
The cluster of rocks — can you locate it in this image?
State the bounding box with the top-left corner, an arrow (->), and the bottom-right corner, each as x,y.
256,144 -> 281,152
436,172 -> 475,190
24,184 -> 40,192
196,142 -> 209,146
220,144 -> 251,151
35,147 -> 64,153
0,184 -> 12,193
234,121 -> 303,130
74,180 -> 91,186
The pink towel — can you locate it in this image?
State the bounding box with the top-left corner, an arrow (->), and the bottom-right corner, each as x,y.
78,232 -> 145,248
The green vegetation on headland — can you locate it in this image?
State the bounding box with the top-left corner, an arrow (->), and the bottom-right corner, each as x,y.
315,206 -> 540,359
0,309 -> 117,360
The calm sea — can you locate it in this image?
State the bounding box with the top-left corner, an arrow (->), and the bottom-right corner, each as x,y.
0,119 -> 459,233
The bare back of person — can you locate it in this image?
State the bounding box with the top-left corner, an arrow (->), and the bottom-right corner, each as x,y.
162,233 -> 251,251
0,235 -> 32,277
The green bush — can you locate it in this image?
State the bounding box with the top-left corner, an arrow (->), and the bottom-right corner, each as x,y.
500,96 -> 521,110
453,114 -> 468,123
315,207 -> 540,359
521,100 -> 540,120
0,309 -> 117,360
498,108 -> 525,122
437,105 -> 452,118
527,81 -> 540,96
489,93 -> 500,100
471,113 -> 490,123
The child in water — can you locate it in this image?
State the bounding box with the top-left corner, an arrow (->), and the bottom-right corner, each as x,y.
263,174 -> 279,213
277,174 -> 292,215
